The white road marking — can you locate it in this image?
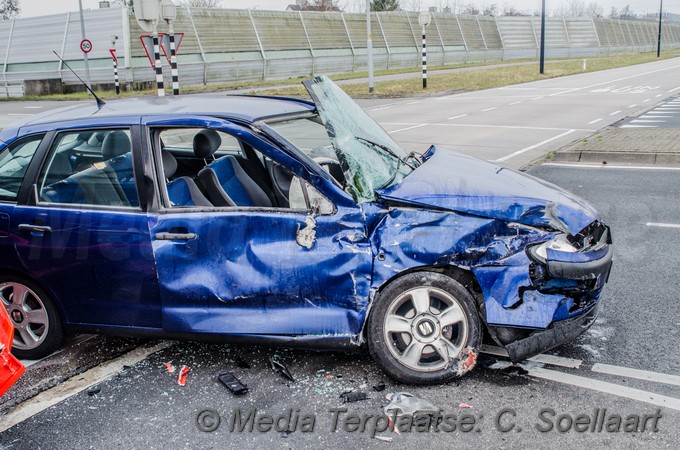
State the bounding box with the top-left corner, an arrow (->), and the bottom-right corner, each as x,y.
643,98 -> 651,102
609,110 -> 621,115
481,345 -> 582,369
431,123 -> 589,132
371,106 -> 392,111
548,63 -> 680,97
528,367 -> 680,412
655,94 -> 663,97
532,96 -> 543,100
669,86 -> 680,92
639,115 -> 673,118
388,123 -> 428,134
447,114 -> 468,120
630,120 -> 667,123
620,124 -> 657,128
644,111 -> 677,114
628,104 -> 637,108
23,106 -> 43,109
404,101 -> 421,105
592,363 -> 680,388
543,162 -> 680,171
0,342 -> 173,433
646,222 -> 680,229
509,101 -> 522,105
495,129 -> 576,162
588,118 -> 602,124
481,107 -> 497,112
7,113 -> 32,116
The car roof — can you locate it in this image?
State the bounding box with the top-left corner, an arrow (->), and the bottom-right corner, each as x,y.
14,95 -> 316,129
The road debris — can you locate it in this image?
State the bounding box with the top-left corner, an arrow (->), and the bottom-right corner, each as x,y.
372,381 -> 386,392
269,357 -> 295,382
458,403 -> 472,408
218,372 -> 249,395
340,391 -> 369,403
163,362 -> 175,373
87,386 -> 101,396
374,436 -> 393,442
177,365 -> 190,386
384,392 -> 438,417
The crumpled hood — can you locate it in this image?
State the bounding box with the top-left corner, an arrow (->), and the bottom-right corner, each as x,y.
376,148 -> 598,235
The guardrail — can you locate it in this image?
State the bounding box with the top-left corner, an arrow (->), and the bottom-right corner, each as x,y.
0,80 -> 24,98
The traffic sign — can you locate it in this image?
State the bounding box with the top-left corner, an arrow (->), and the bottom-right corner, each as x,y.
80,39 -> 93,54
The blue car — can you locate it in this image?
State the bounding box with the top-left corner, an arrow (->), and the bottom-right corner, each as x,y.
0,77 -> 611,384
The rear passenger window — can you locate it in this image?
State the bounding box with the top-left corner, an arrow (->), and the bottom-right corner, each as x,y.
38,129 -> 139,208
0,135 -> 44,201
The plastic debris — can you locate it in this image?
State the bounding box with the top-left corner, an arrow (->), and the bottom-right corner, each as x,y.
87,386 -> 101,396
459,403 -> 472,408
374,436 -> 393,442
340,391 -> 369,403
163,362 -> 176,373
372,381 -> 386,392
177,365 -> 190,386
269,357 -> 295,382
218,372 -> 249,395
384,392 -> 438,417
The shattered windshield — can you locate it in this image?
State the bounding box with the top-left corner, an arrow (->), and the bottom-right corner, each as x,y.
302,76 -> 417,203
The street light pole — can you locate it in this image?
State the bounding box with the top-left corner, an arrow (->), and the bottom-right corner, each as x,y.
366,0 -> 374,94
78,0 -> 92,89
539,0 -> 546,74
657,0 -> 663,58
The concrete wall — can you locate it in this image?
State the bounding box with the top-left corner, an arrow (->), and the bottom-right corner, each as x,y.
0,7 -> 678,89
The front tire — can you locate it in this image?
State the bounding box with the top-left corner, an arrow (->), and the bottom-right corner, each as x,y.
0,276 -> 65,359
367,272 -> 482,384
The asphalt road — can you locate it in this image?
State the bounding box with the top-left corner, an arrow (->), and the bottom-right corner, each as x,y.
359,56 -> 680,168
1,164 -> 679,449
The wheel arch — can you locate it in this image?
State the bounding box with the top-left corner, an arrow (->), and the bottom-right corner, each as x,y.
0,268 -> 68,324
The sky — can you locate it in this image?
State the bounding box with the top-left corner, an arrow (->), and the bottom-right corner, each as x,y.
18,0 -> 678,19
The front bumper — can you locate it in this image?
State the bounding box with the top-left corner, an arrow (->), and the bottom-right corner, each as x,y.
502,303 -> 600,362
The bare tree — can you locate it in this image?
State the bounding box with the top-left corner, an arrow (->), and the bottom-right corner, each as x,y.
482,2 -> 498,16
462,2 -> 479,15
0,0 -> 20,20
178,0 -> 222,7
372,0 -> 400,11
585,2 -> 603,18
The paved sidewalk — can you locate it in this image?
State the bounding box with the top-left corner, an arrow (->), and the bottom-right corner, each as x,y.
552,127 -> 680,165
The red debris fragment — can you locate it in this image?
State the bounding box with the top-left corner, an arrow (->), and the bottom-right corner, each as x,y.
459,403 -> 473,408
177,365 -> 189,386
163,362 -> 175,373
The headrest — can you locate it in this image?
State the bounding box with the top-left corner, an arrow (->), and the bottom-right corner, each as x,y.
193,129 -> 221,159
102,131 -> 131,160
161,150 -> 178,178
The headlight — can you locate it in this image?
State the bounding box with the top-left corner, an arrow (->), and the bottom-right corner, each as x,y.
527,235 -> 578,263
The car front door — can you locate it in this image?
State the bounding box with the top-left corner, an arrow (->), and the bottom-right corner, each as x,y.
145,118 -> 373,339
11,125 -> 161,329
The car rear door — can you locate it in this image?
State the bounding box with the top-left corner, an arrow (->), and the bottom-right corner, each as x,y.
144,118 -> 373,339
11,125 -> 161,329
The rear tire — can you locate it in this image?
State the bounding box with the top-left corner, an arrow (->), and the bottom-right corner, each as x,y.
367,272 -> 481,384
0,276 -> 64,360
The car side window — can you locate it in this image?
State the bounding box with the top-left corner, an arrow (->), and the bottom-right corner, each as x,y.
38,129 -> 139,208
0,134 -> 44,201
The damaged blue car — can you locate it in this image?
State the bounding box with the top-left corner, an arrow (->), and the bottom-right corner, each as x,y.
0,77 -> 611,384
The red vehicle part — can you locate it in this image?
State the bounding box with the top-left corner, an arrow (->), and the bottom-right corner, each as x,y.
0,307 -> 25,396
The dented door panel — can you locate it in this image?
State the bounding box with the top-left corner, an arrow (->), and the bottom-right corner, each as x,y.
151,206 -> 373,337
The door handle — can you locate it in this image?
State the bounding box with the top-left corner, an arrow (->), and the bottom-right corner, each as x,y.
154,232 -> 197,241
18,224 -> 52,234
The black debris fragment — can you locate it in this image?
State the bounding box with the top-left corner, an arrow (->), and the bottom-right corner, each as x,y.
372,381 -> 386,392
340,391 -> 369,403
269,357 -> 295,382
218,372 -> 249,395
87,386 -> 101,396
236,357 -> 251,369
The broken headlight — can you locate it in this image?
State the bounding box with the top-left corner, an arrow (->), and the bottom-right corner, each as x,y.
526,235 -> 578,264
